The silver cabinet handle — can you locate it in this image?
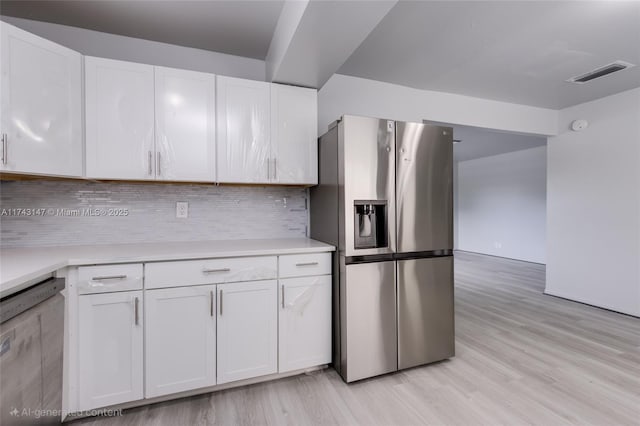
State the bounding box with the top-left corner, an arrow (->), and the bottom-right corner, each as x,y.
92,275 -> 127,281
295,262 -> 319,267
267,157 -> 270,180
156,152 -> 161,176
210,290 -> 214,317
202,268 -> 231,274
148,151 -> 153,175
281,284 -> 285,309
134,297 -> 139,325
1,134 -> 7,165
219,289 -> 223,316
272,158 -> 277,180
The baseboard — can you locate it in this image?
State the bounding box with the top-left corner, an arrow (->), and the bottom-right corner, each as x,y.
454,250 -> 546,266
543,290 -> 640,319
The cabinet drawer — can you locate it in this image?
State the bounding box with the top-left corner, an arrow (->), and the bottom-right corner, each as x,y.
278,253 -> 331,278
77,264 -> 143,294
145,256 -> 277,289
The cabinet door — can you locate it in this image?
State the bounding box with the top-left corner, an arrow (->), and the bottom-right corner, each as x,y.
216,76 -> 270,183
217,280 -> 277,384
145,285 -> 216,397
271,84 -> 318,184
85,57 -> 155,180
78,291 -> 143,411
0,300 -> 43,426
0,22 -> 82,176
278,275 -> 331,372
155,67 -> 215,182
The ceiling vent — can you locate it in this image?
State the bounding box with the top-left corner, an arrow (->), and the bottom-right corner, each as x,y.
568,61 -> 635,84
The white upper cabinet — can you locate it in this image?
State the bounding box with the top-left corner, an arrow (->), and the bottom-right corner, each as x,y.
216,76 -> 271,184
85,57 -> 155,180
0,22 -> 82,176
155,67 -> 215,182
86,59 -> 216,181
216,78 -> 317,185
271,84 -> 318,185
0,22 -> 316,184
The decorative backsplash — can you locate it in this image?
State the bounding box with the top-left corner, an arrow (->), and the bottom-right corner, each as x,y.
0,180 -> 308,248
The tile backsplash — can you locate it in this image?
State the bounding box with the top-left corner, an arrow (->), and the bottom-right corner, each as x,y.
0,180 -> 308,248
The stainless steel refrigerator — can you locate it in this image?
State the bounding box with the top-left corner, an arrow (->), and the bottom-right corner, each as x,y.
310,115 -> 454,383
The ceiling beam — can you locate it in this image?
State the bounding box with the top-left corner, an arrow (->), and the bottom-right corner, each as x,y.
266,0 -> 397,89
265,0 -> 310,83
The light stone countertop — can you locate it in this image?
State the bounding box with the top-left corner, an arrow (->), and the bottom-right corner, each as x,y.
0,238 -> 335,298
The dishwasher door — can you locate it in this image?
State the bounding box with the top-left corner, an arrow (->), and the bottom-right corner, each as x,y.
342,259 -> 397,382
0,287 -> 64,425
397,256 -> 454,370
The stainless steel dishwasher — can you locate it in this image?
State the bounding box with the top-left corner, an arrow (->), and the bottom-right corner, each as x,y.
0,277 -> 65,426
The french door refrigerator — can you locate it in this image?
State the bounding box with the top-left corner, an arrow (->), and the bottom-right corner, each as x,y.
310,115 -> 454,382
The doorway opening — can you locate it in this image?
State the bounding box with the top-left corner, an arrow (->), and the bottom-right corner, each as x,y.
425,121 -> 547,265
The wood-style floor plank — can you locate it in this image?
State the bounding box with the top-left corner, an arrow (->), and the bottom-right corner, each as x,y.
73,252 -> 640,425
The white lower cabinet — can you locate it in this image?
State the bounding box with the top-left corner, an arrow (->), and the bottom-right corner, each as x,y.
78,291 -> 143,411
144,285 -> 216,398
70,252 -> 332,414
279,275 -> 332,372
216,280 -> 278,384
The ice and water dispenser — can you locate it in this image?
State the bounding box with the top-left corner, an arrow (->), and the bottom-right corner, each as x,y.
354,201 -> 388,249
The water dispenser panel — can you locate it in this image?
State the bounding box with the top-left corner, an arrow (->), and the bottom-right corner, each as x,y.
354,201 -> 388,249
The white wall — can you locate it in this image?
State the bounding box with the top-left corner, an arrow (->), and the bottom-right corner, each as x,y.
456,146 -> 547,264
1,16 -> 265,80
546,87 -> 640,317
318,74 -> 558,137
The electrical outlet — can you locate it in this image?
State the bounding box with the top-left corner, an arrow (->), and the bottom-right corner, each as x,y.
176,202 -> 188,218
494,241 -> 502,249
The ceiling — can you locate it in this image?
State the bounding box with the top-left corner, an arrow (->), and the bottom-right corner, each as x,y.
1,1 -> 639,109
339,1 -> 640,109
434,123 -> 547,162
0,0 -> 284,59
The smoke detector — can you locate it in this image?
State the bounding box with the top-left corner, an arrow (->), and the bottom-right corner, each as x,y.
567,61 -> 635,84
571,119 -> 589,132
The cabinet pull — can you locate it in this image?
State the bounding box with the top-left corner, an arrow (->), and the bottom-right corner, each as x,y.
134,297 -> 139,325
295,262 -> 319,267
273,158 -> 277,180
92,275 -> 127,281
210,290 -> 214,317
267,158 -> 270,180
219,289 -> 223,316
148,151 -> 153,175
202,268 -> 231,274
281,285 -> 285,309
1,134 -> 7,165
156,152 -> 161,176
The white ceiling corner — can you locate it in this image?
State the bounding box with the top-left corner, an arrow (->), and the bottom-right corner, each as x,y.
339,1 -> 640,109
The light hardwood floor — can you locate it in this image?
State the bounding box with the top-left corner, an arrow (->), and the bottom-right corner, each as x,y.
74,252 -> 640,425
